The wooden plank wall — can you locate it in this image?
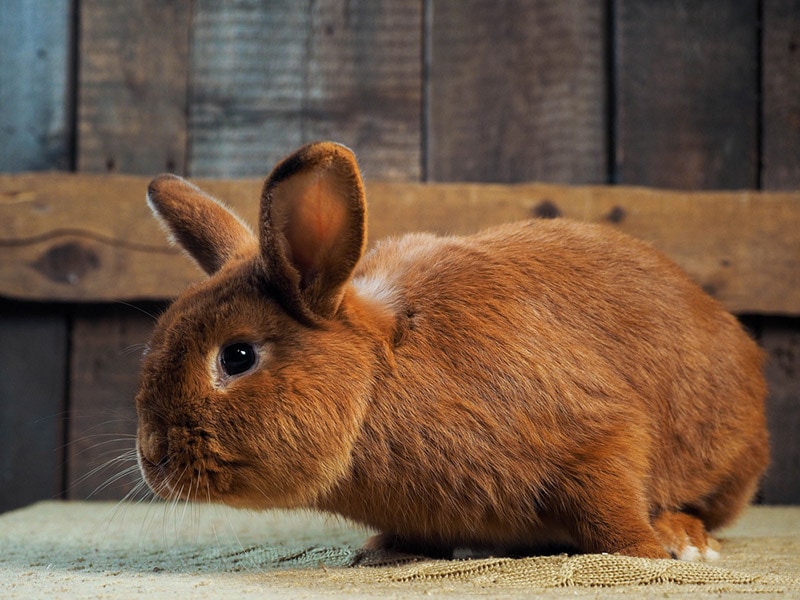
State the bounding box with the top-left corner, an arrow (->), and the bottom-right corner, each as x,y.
760,0 -> 800,503
0,0 -> 74,513
1,0 -> 798,512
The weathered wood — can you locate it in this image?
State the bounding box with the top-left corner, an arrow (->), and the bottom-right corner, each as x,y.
68,0 -> 190,511
614,1 -> 799,507
189,0 -> 308,177
0,173 -> 195,300
614,0 -> 759,188
76,0 -> 191,174
759,0 -> 800,504
0,0 -> 72,171
0,1 -> 72,514
0,304 -> 68,512
759,318 -> 800,503
0,0 -> 795,510
190,0 -> 422,180
762,0 -> 800,190
427,0 -> 606,183
1,173 -> 799,314
66,305 -> 158,501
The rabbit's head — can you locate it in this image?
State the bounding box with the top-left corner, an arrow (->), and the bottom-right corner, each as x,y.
136,142 -> 374,509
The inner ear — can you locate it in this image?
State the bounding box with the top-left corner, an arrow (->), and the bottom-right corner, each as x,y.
276,171 -> 355,284
260,142 -> 366,322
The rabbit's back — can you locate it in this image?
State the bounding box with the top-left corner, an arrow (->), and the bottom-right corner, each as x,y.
339,218 -> 767,546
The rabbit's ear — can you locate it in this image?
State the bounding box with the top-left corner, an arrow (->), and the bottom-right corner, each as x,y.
259,142 -> 366,322
147,175 -> 256,275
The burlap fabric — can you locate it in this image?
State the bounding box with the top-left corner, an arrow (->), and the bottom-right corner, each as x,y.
1,501 -> 798,598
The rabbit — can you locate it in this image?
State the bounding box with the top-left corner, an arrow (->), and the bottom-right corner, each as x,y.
136,141 -> 769,561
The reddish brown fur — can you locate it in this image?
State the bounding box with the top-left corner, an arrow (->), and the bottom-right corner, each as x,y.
137,142 -> 768,561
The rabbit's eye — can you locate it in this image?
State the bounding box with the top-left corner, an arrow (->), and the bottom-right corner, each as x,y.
220,342 -> 257,377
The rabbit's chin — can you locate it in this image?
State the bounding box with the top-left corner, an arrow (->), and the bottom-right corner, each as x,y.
136,444 -> 327,510
137,448 -> 231,503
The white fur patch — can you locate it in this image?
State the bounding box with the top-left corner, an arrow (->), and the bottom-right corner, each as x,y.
676,544 -> 720,562
678,545 -> 702,561
352,273 -> 400,309
702,546 -> 720,561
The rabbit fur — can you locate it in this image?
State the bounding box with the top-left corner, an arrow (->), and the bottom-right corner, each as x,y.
136,141 -> 769,561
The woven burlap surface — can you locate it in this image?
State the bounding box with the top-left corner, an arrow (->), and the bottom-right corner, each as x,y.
1,501 -> 798,599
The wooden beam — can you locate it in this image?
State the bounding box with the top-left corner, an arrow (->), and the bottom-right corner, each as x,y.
1,173 -> 798,314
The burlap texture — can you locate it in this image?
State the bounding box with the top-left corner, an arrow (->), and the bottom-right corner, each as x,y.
1,501 -> 798,598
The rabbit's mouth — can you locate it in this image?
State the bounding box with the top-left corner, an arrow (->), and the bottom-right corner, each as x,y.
136,424 -> 242,503
138,456 -> 239,504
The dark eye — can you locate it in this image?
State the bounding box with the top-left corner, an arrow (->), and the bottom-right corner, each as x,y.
220,342 -> 258,377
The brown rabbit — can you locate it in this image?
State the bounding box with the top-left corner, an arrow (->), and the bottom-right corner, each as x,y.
136,141 -> 769,561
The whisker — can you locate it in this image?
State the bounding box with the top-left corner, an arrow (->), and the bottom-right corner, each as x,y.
136,490 -> 168,546
112,300 -> 162,322
121,343 -> 150,357
104,478 -> 154,534
65,436 -> 137,458
89,464 -> 142,498
67,448 -> 139,496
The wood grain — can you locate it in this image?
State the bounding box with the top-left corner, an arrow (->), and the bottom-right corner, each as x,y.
190,0 -> 422,180
0,305 -> 68,512
76,0 -> 191,174
0,1 -> 72,514
66,305 -> 158,501
614,0 -> 759,188
759,0 -> 800,504
427,0 -> 606,183
762,0 -> 800,190
0,0 -> 72,171
1,173 -> 798,314
760,319 -> 800,503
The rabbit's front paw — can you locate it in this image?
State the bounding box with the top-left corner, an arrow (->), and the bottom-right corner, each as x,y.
653,511 -> 720,561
